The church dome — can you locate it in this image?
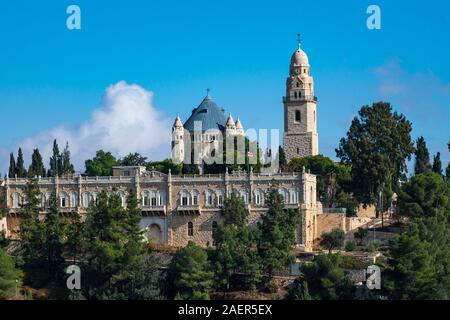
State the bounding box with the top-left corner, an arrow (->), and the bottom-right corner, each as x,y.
183,94 -> 226,132
291,47 -> 309,66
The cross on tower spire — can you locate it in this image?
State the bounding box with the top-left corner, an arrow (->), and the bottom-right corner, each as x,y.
297,33 -> 301,49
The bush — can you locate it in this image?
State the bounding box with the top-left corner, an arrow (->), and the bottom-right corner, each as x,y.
365,240 -> 381,252
265,281 -> 279,294
345,240 -> 357,252
338,256 -> 370,270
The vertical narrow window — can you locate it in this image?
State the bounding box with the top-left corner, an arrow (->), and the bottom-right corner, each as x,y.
295,110 -> 301,122
212,221 -> 218,246
188,222 -> 194,237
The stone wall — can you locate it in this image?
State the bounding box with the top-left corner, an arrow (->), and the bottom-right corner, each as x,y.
315,213 -> 346,240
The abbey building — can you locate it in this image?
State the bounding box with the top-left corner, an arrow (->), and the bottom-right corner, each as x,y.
0,41 -> 334,253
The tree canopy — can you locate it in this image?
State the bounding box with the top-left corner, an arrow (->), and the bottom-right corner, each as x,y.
414,136 -> 432,175
84,150 -> 119,176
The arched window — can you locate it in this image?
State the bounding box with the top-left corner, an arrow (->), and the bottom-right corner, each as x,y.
255,189 -> 264,205
159,191 -> 166,206
294,92 -> 298,99
240,189 -> 249,204
13,193 -> 21,208
216,189 -> 225,206
296,82 -> 300,88
150,191 -> 158,207
143,191 -> 150,207
82,192 -> 90,208
191,190 -> 199,206
290,189 -> 299,204
206,190 -> 214,207
70,192 -> 79,208
188,222 -> 194,237
181,190 -> 190,206
278,188 -> 289,204
295,110 -> 301,123
120,192 -> 126,208
92,192 -> 99,206
60,192 -> 69,208
39,193 -> 46,208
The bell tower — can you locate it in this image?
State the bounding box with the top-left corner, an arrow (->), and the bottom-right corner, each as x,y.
283,35 -> 319,162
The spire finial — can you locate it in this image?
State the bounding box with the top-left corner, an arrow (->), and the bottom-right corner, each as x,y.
206,88 -> 210,96
297,33 -> 301,49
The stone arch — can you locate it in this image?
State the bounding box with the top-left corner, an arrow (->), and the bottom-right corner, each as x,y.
146,223 -> 163,244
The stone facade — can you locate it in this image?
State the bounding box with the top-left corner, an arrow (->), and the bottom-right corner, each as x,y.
0,167 -> 319,252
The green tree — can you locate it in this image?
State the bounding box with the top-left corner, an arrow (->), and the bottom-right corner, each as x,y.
301,254 -> 355,300
446,163 -> 450,181
49,139 -> 62,177
85,150 -> 118,177
61,142 -> 75,175
8,153 -> 16,178
287,156 -> 359,215
353,227 -> 369,245
125,253 -> 163,300
384,215 -> 450,299
320,229 -> 345,254
120,153 -> 148,167
0,248 -> 23,300
336,102 -> 415,227
169,241 -> 214,300
278,146 -> 287,171
414,136 -> 432,175
257,188 -> 298,279
19,178 -> 44,268
16,148 -> 27,178
65,212 -> 84,265
28,148 -> 46,178
213,193 -> 261,291
287,278 -> 311,300
42,193 -> 65,281
432,152 -> 443,175
397,172 -> 450,219
147,159 -> 182,175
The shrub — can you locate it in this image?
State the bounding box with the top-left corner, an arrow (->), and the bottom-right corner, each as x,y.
345,240 -> 357,252
365,240 -> 381,252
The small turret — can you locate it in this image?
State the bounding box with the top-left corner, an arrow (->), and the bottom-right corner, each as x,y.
172,115 -> 185,164
235,117 -> 244,136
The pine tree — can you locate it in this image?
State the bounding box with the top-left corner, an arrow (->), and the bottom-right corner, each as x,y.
0,248 -> 22,300
19,178 -> 44,268
65,212 -> 84,265
432,152 -> 442,175
8,153 -> 16,178
257,188 -> 298,279
28,148 -> 46,178
213,192 -> 261,291
43,193 -> 65,281
169,241 -> 214,300
49,139 -> 62,177
16,148 -> 27,178
61,142 -> 75,176
414,136 -> 432,175
446,163 -> 450,181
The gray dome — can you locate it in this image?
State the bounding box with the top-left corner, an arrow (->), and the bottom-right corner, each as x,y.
183,95 -> 226,132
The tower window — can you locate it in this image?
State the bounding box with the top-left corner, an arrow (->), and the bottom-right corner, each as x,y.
296,82 -> 300,88
295,110 -> 301,122
297,148 -> 300,154
294,92 -> 297,99
188,222 -> 194,237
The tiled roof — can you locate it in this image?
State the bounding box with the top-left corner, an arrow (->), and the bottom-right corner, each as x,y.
183,95 -> 226,132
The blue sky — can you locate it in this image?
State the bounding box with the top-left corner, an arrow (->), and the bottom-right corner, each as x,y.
0,0 -> 449,174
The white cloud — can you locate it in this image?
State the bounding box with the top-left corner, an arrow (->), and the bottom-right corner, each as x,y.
2,81 -> 172,174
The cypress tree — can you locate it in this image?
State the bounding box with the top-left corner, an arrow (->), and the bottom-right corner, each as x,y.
16,148 -> 27,178
49,139 -> 62,177
8,153 -> 16,178
43,193 -> 65,281
414,136 -> 432,175
28,148 -> 46,178
432,152 -> 443,175
61,142 -> 75,176
20,178 -> 44,268
257,188 -> 298,279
